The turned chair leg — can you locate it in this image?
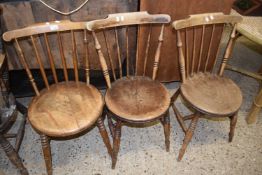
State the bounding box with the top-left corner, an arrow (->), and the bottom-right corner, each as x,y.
0,135 -> 28,175
178,113 -> 200,161
112,120 -> 122,169
229,113 -> 238,142
161,111 -> 170,152
40,134 -> 52,175
97,117 -> 113,158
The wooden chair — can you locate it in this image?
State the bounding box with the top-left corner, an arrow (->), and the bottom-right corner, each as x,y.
86,11 -> 171,169
0,54 -> 28,175
171,13 -> 243,161
3,20 -> 113,175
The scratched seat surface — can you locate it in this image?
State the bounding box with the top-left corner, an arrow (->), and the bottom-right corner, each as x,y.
28,81 -> 104,137
105,76 -> 170,122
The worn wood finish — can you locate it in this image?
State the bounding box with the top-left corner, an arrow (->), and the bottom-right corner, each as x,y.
173,13 -> 242,30
87,12 -> 171,168
40,134 -> 52,175
139,0 -> 234,81
180,73 -> 242,116
171,13 -> 243,161
112,120 -> 122,169
105,76 -> 170,122
178,113 -> 200,161
86,11 -> 170,31
28,82 -> 104,137
3,20 -> 86,42
3,21 -> 113,174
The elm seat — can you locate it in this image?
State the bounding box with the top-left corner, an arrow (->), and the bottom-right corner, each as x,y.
28,81 -> 104,137
181,73 -> 242,116
105,76 -> 170,122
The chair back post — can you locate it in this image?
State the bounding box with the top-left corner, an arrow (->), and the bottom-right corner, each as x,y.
219,23 -> 238,76
172,13 -> 243,80
176,30 -> 186,82
91,31 -> 112,88
152,24 -> 165,80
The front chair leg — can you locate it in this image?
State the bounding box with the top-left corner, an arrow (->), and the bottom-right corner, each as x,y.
112,120 -> 122,169
229,113 -> 238,142
161,111 -> 170,152
178,113 -> 200,161
97,117 -> 113,158
40,134 -> 52,175
0,135 -> 28,175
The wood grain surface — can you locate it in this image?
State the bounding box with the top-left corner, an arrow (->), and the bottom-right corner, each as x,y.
105,76 -> 170,122
180,73 -> 242,116
28,81 -> 104,137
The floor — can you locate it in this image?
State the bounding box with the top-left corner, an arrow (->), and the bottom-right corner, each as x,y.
0,32 -> 262,175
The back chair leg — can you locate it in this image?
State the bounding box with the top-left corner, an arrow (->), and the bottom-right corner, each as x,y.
40,134 -> 52,175
178,113 -> 200,161
161,111 -> 170,152
229,113 -> 238,142
97,117 -> 113,158
112,120 -> 122,169
107,113 -> 115,138
0,135 -> 28,175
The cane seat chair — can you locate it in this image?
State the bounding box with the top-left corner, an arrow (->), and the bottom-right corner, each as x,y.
171,13 -> 243,160
3,20 -> 112,175
86,11 -> 171,168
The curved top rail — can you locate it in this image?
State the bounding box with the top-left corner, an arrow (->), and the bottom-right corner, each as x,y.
86,11 -> 171,31
172,13 -> 243,30
3,20 -> 86,42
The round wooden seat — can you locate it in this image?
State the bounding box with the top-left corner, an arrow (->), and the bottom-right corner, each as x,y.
105,76 -> 170,122
181,73 -> 242,116
28,82 -> 104,137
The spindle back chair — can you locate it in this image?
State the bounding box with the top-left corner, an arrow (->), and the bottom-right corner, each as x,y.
86,11 -> 171,168
171,13 -> 243,161
3,20 -> 112,175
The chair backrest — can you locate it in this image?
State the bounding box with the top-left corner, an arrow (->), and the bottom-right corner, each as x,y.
172,13 -> 242,82
86,11 -> 171,88
3,20 -> 91,96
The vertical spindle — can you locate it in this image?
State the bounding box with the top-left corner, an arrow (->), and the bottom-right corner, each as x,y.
57,32 -> 68,82
44,33 -> 58,83
115,28 -> 122,78
143,24 -> 152,76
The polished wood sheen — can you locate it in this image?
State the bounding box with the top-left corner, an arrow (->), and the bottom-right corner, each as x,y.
105,76 -> 170,122
181,73 -> 242,116
171,13 -> 243,161
28,82 -> 103,137
87,12 -> 171,169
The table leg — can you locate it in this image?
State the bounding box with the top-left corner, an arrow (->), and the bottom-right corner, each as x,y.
246,87 -> 262,124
